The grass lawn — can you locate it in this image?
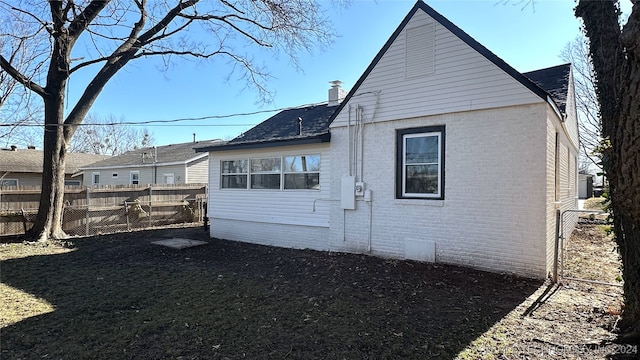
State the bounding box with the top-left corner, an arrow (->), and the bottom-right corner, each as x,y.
0,225 -> 636,359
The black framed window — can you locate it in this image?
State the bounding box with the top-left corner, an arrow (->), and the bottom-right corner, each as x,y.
396,126 -> 445,199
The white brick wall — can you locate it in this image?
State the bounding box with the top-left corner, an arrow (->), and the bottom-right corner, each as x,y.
211,218 -> 330,251
329,104 -> 550,278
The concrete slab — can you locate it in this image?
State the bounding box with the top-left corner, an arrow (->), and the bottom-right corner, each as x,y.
151,238 -> 208,249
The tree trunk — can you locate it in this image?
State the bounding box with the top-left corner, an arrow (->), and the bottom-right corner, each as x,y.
28,94 -> 69,241
611,45 -> 640,342
27,9 -> 72,241
576,0 -> 640,342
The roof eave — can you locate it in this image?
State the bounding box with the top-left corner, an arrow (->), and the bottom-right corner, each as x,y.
79,153 -> 208,171
197,133 -> 331,153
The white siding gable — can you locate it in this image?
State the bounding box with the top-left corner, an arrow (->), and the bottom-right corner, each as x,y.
331,8 -> 544,128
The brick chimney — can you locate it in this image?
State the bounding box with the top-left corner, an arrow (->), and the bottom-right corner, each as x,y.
328,80 -> 346,106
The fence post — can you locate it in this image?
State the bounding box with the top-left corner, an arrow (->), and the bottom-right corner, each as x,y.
85,187 -> 90,235
21,208 -> 27,234
148,186 -> 152,228
553,209 -> 561,283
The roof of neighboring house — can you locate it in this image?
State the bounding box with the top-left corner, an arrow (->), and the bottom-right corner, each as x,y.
329,0 -> 569,123
81,140 -> 222,170
196,104 -> 335,152
523,63 -> 571,115
0,148 -> 109,174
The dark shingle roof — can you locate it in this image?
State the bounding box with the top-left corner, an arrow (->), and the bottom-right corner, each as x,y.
523,63 -> 571,114
0,149 -> 109,173
197,104 -> 336,152
82,140 -> 221,169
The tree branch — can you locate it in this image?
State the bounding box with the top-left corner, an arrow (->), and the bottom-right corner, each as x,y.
0,54 -> 46,97
68,0 -> 113,40
178,13 -> 273,47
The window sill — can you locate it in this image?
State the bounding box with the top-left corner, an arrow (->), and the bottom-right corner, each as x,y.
393,199 -> 445,207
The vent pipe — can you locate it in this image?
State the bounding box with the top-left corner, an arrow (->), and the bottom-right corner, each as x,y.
297,117 -> 303,135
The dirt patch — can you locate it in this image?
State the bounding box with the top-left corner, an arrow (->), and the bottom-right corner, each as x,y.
0,224 -> 636,359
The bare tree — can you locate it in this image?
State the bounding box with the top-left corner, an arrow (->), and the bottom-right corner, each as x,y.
0,12 -> 45,145
576,0 -> 640,342
560,36 -> 602,174
0,0 -> 335,241
69,113 -> 154,155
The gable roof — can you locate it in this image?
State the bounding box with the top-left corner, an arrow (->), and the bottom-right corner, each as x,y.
329,0 -> 566,124
81,140 -> 221,170
523,63 -> 571,115
0,148 -> 109,174
196,104 -> 336,152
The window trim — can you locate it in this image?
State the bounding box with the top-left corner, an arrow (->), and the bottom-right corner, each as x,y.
130,171 -> 140,185
221,159 -> 249,189
250,157 -> 282,190
220,154 -> 321,191
92,172 -> 100,186
396,125 -> 445,200
283,155 -> 321,191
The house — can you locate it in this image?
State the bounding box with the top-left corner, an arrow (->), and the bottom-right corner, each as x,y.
0,146 -> 109,187
79,140 -> 221,186
196,1 -> 579,279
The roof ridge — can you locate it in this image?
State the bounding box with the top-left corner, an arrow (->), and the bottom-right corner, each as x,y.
328,0 -> 562,123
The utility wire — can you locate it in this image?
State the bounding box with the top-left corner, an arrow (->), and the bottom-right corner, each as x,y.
0,101 -> 329,127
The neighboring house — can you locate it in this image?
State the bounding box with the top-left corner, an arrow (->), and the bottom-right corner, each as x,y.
578,171 -> 594,199
0,146 -> 109,187
196,1 -> 579,279
79,140 -> 221,186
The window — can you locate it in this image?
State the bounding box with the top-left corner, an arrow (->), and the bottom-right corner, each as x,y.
64,180 -> 81,186
284,155 -> 320,190
112,173 -> 118,178
250,158 -> 281,189
221,159 -> 248,189
221,155 -> 321,190
164,173 -> 175,185
396,126 -> 444,199
130,171 -> 140,185
92,172 -> 100,185
0,179 -> 18,186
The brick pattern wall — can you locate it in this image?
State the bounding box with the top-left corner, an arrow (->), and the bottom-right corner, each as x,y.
330,104 -> 550,278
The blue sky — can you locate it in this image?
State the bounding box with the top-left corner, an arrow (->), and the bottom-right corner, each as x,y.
66,0 -> 626,146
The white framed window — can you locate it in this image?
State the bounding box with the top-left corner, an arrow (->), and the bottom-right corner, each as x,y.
250,157 -> 281,189
396,126 -> 445,199
0,179 -> 18,187
130,171 -> 140,185
92,172 -> 100,185
221,155 -> 321,191
221,159 -> 248,189
283,155 -> 320,190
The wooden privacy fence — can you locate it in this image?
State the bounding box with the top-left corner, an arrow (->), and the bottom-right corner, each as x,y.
0,184 -> 207,237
